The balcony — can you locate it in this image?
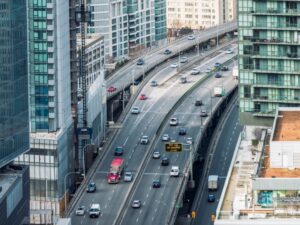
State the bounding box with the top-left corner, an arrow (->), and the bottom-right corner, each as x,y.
250,52 -> 300,60
252,8 -> 300,15
252,95 -> 300,104
252,81 -> 300,89
254,23 -> 300,30
249,37 -> 299,45
253,67 -> 300,75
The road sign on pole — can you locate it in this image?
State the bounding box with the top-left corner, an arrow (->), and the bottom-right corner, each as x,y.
165,143 -> 182,152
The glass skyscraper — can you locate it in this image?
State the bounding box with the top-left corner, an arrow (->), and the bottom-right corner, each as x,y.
0,0 -> 29,168
154,0 -> 167,41
238,0 -> 300,126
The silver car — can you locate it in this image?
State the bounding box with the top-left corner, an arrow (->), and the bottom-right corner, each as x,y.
161,134 -> 170,141
132,200 -> 142,208
140,135 -> 149,144
75,206 -> 85,216
153,151 -> 161,159
124,172 -> 133,182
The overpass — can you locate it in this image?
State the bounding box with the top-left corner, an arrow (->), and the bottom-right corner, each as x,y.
106,21 -> 237,98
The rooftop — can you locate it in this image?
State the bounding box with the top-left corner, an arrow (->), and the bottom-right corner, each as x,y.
259,146 -> 300,178
273,111 -> 300,141
0,168 -> 20,201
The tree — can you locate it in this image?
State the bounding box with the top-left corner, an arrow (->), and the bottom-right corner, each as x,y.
179,27 -> 193,36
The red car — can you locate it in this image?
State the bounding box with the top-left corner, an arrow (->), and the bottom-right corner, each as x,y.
139,94 -> 147,100
107,86 -> 117,92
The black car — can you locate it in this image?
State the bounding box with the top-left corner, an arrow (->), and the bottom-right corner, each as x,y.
221,66 -> 229,71
86,182 -> 96,193
215,72 -> 222,78
195,100 -> 203,106
207,194 -> 215,202
179,127 -> 187,135
152,180 -> 161,188
164,49 -> 172,55
133,79 -> 140,85
136,58 -> 144,65
214,62 -> 221,69
114,147 -> 124,156
161,157 -> 169,166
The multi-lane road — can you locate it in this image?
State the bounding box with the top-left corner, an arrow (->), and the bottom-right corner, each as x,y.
70,42 -> 238,225
106,21 -> 237,96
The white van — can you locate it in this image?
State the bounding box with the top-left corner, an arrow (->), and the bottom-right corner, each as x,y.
170,166 -> 180,177
89,203 -> 101,218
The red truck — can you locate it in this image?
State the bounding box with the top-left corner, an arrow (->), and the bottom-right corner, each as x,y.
107,157 -> 124,183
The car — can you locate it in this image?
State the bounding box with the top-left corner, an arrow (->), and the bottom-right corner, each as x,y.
86,182 -> 96,193
140,135 -> 149,144
150,80 -> 158,87
161,157 -> 169,166
179,127 -> 187,135
170,118 -> 178,126
164,49 -> 172,55
221,66 -> 229,71
131,106 -> 140,114
191,68 -> 200,75
153,151 -> 161,159
187,35 -> 195,40
170,63 -> 178,68
114,147 -> 124,156
207,194 -> 215,202
136,58 -> 144,65
200,109 -> 208,117
186,137 -> 193,144
107,86 -> 117,92
133,79 -> 140,85
180,57 -> 188,63
139,94 -> 147,100
152,180 -> 161,188
75,206 -> 86,216
195,100 -> 203,106
215,72 -> 222,78
124,172 -> 133,182
214,62 -> 221,68
170,139 -> 176,143
132,200 -> 142,208
161,134 -> 170,141
225,49 -> 234,54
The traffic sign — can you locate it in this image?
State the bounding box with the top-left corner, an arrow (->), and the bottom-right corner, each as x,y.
165,143 -> 182,152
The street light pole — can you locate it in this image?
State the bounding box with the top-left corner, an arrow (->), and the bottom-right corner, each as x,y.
64,171 -> 79,212
201,86 -> 213,114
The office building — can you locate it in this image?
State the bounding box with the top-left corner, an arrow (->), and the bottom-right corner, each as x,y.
216,108 -> 300,225
238,0 -> 300,126
166,0 -> 236,31
87,0 -> 166,60
0,1 -> 30,225
14,1 -> 74,224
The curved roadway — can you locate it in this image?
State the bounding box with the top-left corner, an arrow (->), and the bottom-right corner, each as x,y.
70,44 -> 237,225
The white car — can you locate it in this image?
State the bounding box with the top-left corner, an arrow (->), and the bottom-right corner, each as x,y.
187,35 -> 195,40
170,63 -> 178,68
161,134 -> 170,141
153,151 -> 161,159
205,68 -> 211,73
191,68 -> 200,75
76,206 -> 85,216
186,137 -> 193,144
180,57 -> 188,63
170,118 -> 178,126
124,172 -> 133,182
225,49 -> 234,54
132,200 -> 142,208
140,135 -> 149,144
131,106 -> 140,114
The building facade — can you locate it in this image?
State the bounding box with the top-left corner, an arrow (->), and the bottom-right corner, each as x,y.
0,1 -> 30,225
238,0 -> 300,126
87,0 -> 166,61
0,0 -> 30,168
14,0 -> 74,224
166,0 -> 236,31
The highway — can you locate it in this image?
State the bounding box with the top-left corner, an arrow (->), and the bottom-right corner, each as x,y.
106,21 -> 237,97
191,99 -> 243,225
70,44 -> 237,225
117,56 -> 238,224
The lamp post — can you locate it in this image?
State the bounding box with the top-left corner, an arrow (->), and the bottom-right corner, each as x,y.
182,143 -> 195,188
64,171 -> 80,212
